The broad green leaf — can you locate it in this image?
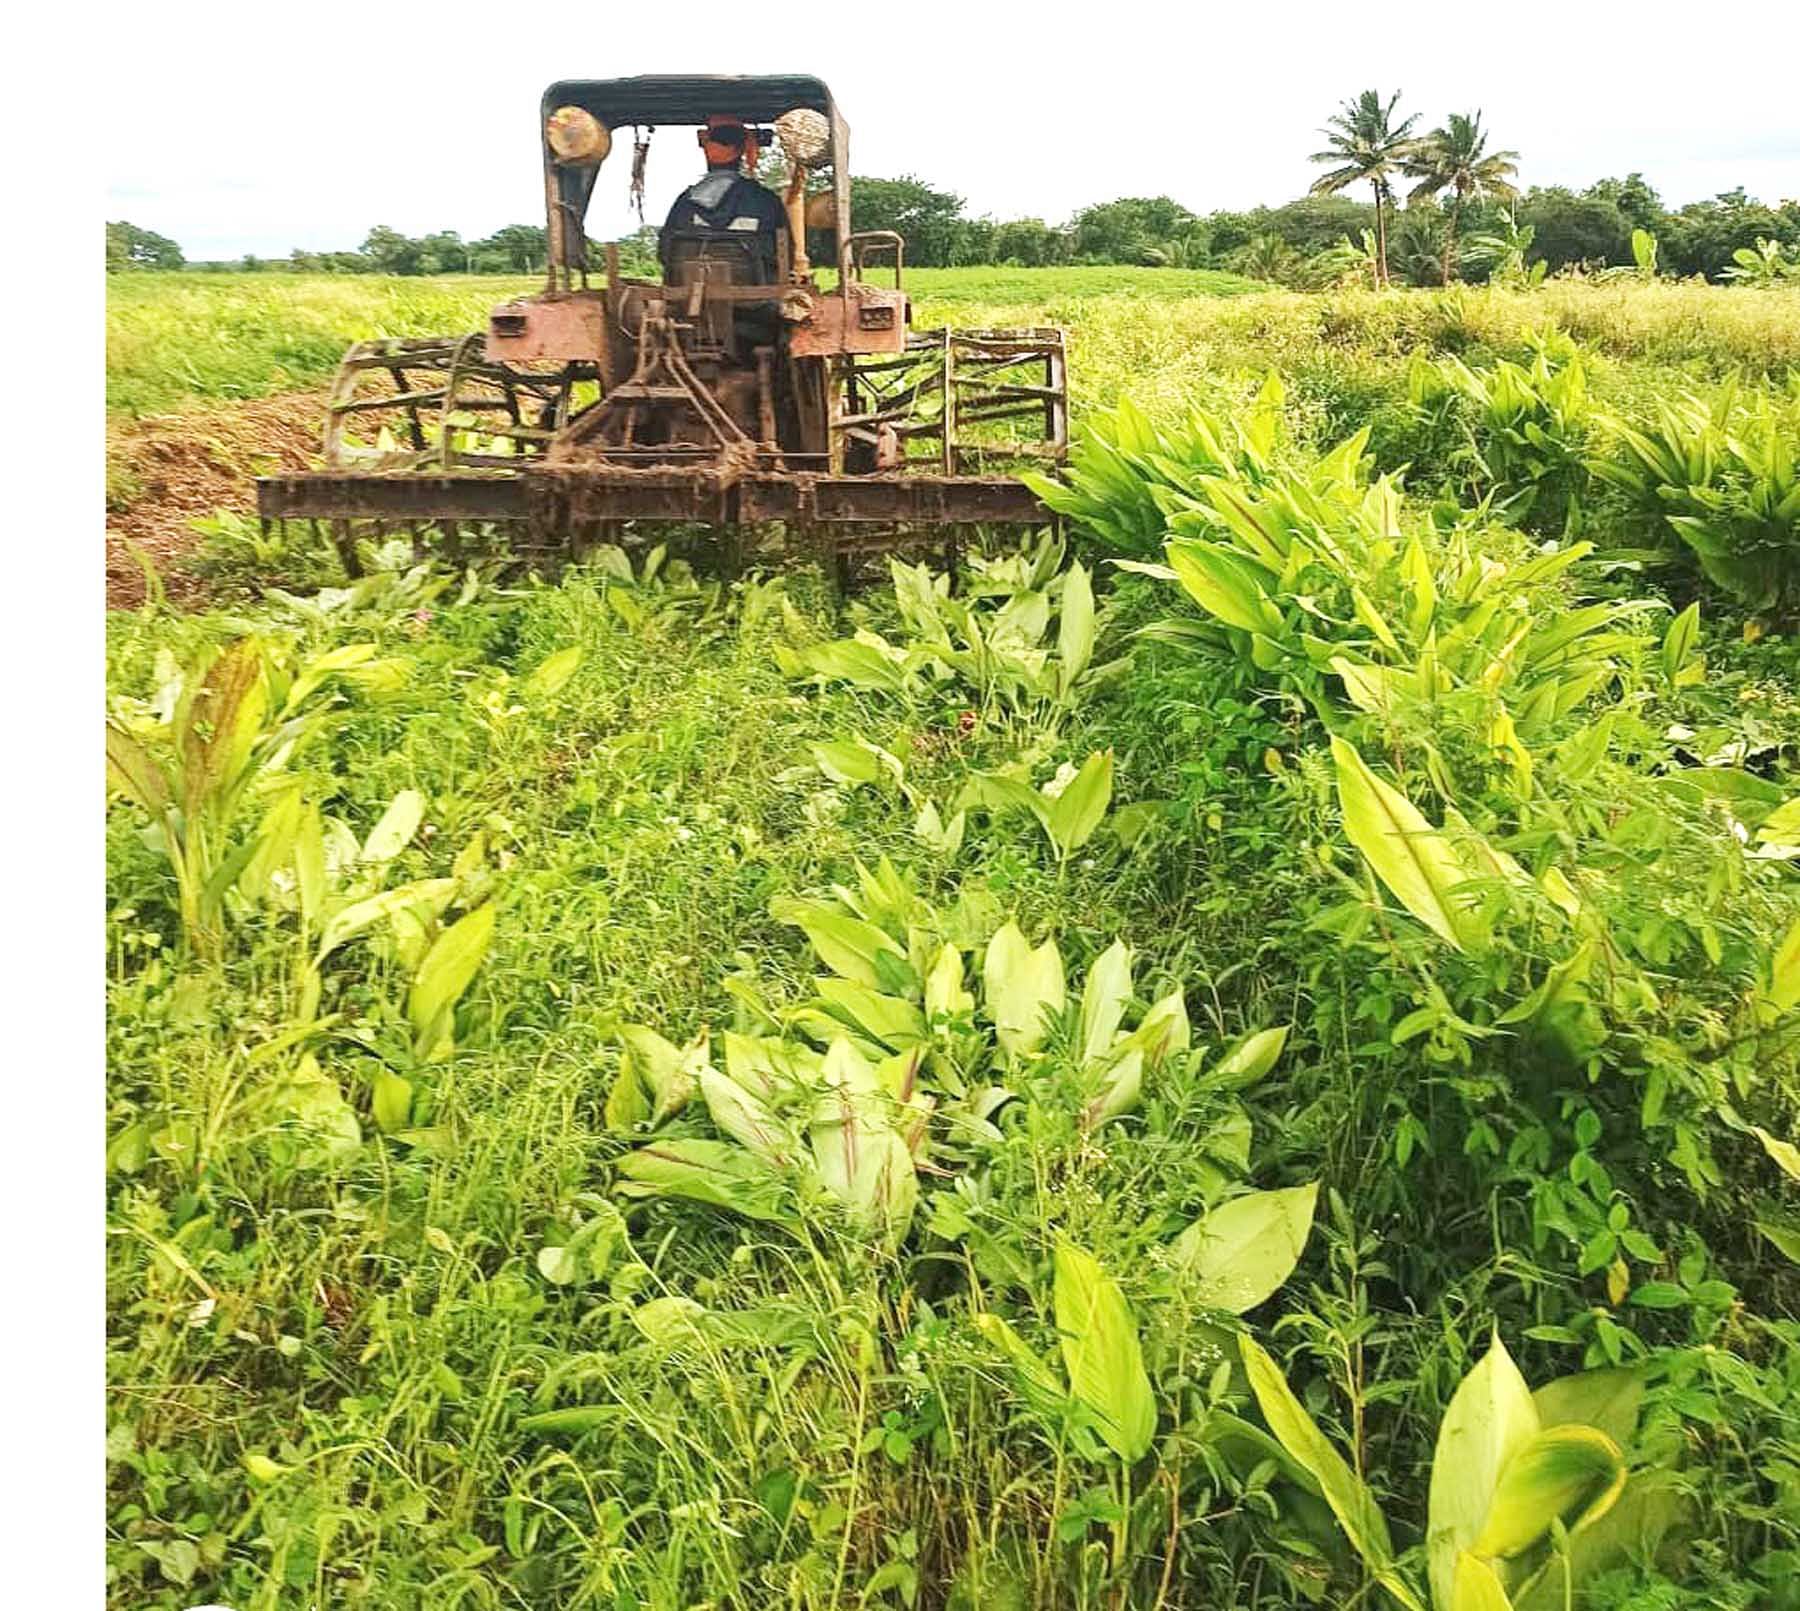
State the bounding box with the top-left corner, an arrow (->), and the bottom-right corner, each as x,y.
700,1062 -> 791,1166
1079,940 -> 1134,1063
1661,602 -> 1700,684
619,1025 -> 704,1124
1753,1124 -> 1800,1182
974,1311 -> 1071,1420
1058,561 -> 1096,694
361,788 -> 425,863
1509,1471 -> 1689,1611
1427,1333 -> 1541,1611
239,783 -> 303,904
924,943 -> 973,1022
1532,1367 -> 1645,1449
1173,1182 -> 1318,1313
371,1069 -> 413,1134
1208,1025 -> 1290,1089
1239,1334 -> 1414,1603
1045,750 -> 1114,858
176,639 -> 268,818
1762,916 -> 1800,1020
604,1055 -> 649,1130
1332,735 -> 1472,953
1450,1551 -> 1510,1611
1053,1241 -> 1156,1461
104,721 -> 170,815
812,738 -> 882,787
816,977 -> 927,1047
615,1138 -> 793,1224
1759,796 -> 1800,848
294,802 -> 326,937
1473,1425 -> 1626,1558
316,878 -> 458,962
408,901 -> 496,1057
525,645 -> 582,698
774,898 -> 908,990
984,922 -> 1066,1057
810,1040 -> 916,1243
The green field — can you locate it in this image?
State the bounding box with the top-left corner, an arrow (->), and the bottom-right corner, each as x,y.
106,272 -> 1800,1609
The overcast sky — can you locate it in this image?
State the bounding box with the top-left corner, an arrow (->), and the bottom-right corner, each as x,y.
106,0 -> 1800,261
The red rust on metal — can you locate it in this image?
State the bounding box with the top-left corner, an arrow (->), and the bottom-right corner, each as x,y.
484,293 -> 608,363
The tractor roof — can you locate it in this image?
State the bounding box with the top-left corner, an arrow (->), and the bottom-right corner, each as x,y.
541,74 -> 837,128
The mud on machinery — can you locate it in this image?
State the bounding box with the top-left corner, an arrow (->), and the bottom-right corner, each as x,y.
256,75 -> 1067,580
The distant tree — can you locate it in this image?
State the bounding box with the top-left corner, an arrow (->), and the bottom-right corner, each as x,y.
1309,90 -> 1421,287
1584,172 -> 1664,233
1403,111 -> 1519,283
1388,207 -> 1451,287
1516,188 -> 1632,272
362,225 -> 425,275
848,176 -> 968,267
1142,228 -> 1212,268
474,224 -> 548,273
1659,189 -> 1800,280
1229,232 -> 1301,284
106,221 -> 185,271
1069,197 -> 1197,263
991,217 -> 1068,267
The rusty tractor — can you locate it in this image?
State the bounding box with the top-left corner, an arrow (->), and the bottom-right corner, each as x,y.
256,74 -> 1065,579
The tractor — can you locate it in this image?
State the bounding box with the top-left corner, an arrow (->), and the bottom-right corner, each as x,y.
256,74 -> 1066,578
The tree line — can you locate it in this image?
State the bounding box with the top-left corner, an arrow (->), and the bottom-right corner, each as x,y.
108,89 -> 1800,286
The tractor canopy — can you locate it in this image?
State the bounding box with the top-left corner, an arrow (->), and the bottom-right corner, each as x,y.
538,74 -> 850,280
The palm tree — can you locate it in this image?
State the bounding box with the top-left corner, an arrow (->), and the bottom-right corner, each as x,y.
1403,112 -> 1520,285
1309,90 -> 1421,287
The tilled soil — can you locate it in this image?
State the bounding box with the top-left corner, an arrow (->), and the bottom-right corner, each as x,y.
105,391 -> 324,609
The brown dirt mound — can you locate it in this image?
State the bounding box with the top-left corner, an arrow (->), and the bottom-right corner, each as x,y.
106,391 -> 325,609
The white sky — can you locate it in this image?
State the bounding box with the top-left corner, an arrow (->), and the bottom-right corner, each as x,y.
106,0 -> 1800,260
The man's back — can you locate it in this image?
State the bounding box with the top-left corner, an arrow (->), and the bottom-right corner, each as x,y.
660,170 -> 786,284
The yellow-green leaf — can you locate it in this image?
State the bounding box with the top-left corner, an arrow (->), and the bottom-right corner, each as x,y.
1332,735 -> 1472,953
408,901 -> 496,1055
361,789 -> 425,864
1753,1124 -> 1800,1183
1174,1182 -> 1318,1313
525,645 -> 583,698
984,921 -> 1066,1057
1053,1241 -> 1156,1462
1045,750 -> 1114,858
1473,1424 -> 1627,1558
1427,1333 -> 1541,1611
1239,1334 -> 1414,1601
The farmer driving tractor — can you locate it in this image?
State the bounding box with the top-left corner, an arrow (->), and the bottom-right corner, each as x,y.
659,113 -> 787,286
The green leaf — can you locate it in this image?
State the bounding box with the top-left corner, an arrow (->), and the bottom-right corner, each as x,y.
1473,1424 -> 1626,1558
407,901 -> 496,1058
525,645 -> 582,698
1661,602 -> 1700,684
774,898 -> 909,990
1058,561 -> 1097,695
360,789 -> 425,863
1427,1332 -> 1541,1611
1450,1551 -> 1510,1611
1173,1182 -> 1318,1313
1332,735 -> 1472,953
1753,1124 -> 1800,1182
1239,1334 -> 1417,1605
973,1312 -> 1070,1421
1053,1241 -> 1156,1461
1079,939 -> 1134,1063
1762,917 -> 1800,1020
700,1061 -> 792,1166
105,721 -> 171,815
983,921 -> 1066,1057
1045,750 -> 1114,859
371,1069 -> 413,1134
619,1025 -> 704,1123
316,878 -> 458,962
615,1138 -> 793,1224
1532,1367 -> 1646,1449
1207,1025 -> 1290,1089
